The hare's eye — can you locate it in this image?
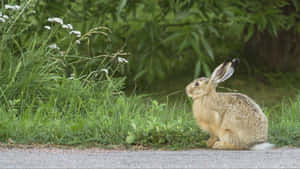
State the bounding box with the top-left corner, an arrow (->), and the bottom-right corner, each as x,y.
195,82 -> 199,86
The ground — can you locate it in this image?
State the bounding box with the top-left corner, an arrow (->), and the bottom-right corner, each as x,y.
0,146 -> 299,168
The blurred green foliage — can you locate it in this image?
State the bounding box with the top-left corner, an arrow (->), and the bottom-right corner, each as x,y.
3,0 -> 300,84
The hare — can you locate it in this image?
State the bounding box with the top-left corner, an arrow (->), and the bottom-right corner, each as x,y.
186,58 -> 273,150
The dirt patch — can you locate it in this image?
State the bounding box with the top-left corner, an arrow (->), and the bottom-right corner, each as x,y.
0,142 -> 157,153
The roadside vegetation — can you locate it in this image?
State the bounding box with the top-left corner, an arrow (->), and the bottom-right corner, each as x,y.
0,1 -> 299,149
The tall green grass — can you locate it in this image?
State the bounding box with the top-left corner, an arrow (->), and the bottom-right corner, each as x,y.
267,95 -> 300,147
0,1 -> 207,149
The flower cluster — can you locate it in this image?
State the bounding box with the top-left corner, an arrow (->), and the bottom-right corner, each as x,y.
48,44 -> 60,50
69,30 -> 81,37
101,68 -> 109,74
45,17 -> 83,50
44,17 -> 128,76
0,13 -> 9,23
118,57 -> 128,64
44,25 -> 51,30
47,17 -> 63,25
1,4 -> 21,23
62,24 -> 73,30
4,5 -> 21,11
46,17 -> 81,38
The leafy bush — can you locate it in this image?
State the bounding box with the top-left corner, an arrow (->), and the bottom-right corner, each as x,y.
28,0 -> 300,83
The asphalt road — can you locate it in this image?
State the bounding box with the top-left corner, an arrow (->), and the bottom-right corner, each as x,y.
0,147 -> 300,168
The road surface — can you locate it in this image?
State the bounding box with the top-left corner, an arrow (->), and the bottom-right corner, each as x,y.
0,147 -> 299,168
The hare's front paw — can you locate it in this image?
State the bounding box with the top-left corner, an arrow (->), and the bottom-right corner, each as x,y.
212,141 -> 243,150
206,136 -> 218,148
212,141 -> 225,149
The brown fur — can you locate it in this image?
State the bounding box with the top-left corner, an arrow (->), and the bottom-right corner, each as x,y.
186,76 -> 268,150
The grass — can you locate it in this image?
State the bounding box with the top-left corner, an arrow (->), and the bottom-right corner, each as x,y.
0,2 -> 207,150
267,95 -> 300,147
136,71 -> 300,107
0,81 -> 208,149
131,71 -> 300,149
0,1 -> 299,150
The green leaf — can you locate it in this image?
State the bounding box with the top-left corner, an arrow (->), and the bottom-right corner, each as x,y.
194,60 -> 201,78
152,100 -> 159,107
190,9 -> 207,20
10,61 -> 22,84
178,37 -> 188,53
291,0 -> 299,11
131,123 -> 137,130
200,36 -> 214,60
134,70 -> 146,81
297,23 -> 300,33
207,25 -> 220,37
163,32 -> 184,44
270,20 -> 278,37
126,132 -> 135,144
191,41 -> 202,57
191,32 -> 202,57
244,24 -> 254,42
203,63 -> 211,77
118,0 -> 127,16
191,31 -> 199,42
257,15 -> 267,31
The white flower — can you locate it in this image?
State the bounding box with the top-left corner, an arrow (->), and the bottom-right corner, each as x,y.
62,24 -> 73,30
117,57 -> 128,63
67,24 -> 73,30
47,17 -> 63,25
2,15 -> 8,19
48,44 -> 60,50
0,18 -> 5,23
62,24 -> 68,29
0,14 -> 9,23
62,24 -> 67,29
75,40 -> 81,44
44,25 -> 51,30
66,24 -> 73,30
68,73 -> 75,80
5,5 -> 21,10
101,68 -> 108,74
69,30 -> 81,37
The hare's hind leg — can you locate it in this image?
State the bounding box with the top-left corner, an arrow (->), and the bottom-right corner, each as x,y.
212,129 -> 246,150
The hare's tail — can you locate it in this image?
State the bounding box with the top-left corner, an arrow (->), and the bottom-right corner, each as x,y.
250,142 -> 275,150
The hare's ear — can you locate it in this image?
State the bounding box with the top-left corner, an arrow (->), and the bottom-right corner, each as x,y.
209,58 -> 239,84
